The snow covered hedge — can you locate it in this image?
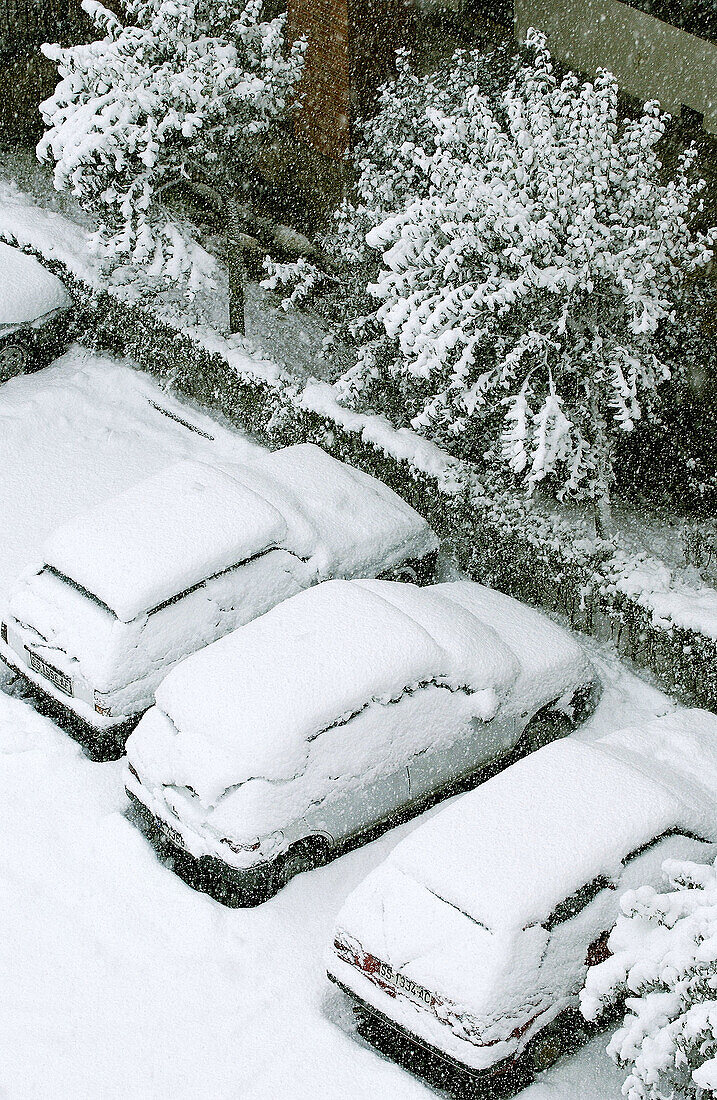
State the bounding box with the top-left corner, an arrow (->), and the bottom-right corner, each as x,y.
4,231 -> 717,712
581,856 -> 717,1100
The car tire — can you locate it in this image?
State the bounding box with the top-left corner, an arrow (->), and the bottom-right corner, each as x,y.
275,835 -> 330,890
529,1026 -> 565,1074
0,340 -> 31,382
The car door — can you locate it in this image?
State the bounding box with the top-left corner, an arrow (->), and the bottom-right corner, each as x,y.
407,690 -> 520,804
535,875 -> 620,1008
299,695 -> 414,845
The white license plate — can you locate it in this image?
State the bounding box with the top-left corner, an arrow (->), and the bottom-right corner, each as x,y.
377,960 -> 435,1006
27,649 -> 73,696
159,817 -> 185,850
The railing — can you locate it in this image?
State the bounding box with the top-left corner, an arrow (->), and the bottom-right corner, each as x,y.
514,0 -> 717,133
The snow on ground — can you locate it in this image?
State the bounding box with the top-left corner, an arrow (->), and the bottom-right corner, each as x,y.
0,353 -> 682,1100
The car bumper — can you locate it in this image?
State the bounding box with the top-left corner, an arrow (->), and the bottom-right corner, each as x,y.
0,646 -> 136,760
125,788 -> 278,906
328,973 -> 520,1092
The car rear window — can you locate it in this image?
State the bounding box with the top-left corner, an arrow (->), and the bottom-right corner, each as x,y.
43,565 -> 116,617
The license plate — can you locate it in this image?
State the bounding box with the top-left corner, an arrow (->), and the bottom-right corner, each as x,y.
376,959 -> 435,1007
159,817 -> 185,850
27,649 -> 73,696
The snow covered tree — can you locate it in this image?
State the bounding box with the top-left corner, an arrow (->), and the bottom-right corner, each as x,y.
581,856 -> 717,1099
37,0 -> 306,333
293,32 -> 714,534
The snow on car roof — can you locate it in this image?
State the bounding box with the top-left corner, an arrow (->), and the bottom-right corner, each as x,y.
0,241 -> 71,325
42,461 -> 288,622
387,718 -> 713,932
253,444 -> 438,575
133,579 -> 520,805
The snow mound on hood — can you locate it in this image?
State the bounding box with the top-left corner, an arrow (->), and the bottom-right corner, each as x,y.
42,461 -> 288,622
386,711 -> 717,932
128,579 -> 519,804
0,241 -> 70,325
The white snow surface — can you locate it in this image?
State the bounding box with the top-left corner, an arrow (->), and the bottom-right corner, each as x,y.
368,710 -> 717,934
129,578 -> 520,804
43,460 -> 288,621
0,351 -> 692,1100
0,239 -> 71,324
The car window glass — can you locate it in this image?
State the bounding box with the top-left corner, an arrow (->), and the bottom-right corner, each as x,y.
43,565 -> 116,617
623,827 -> 707,865
542,875 -> 614,931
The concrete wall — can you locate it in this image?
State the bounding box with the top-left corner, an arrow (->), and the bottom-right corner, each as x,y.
514,0 -> 717,133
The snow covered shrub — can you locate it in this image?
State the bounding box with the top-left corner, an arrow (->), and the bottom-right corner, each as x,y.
37,0 -> 305,331
581,856 -> 717,1099
309,32 -> 715,534
616,279 -> 717,516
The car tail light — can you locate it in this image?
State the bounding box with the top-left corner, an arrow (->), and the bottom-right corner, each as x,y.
93,690 -> 111,716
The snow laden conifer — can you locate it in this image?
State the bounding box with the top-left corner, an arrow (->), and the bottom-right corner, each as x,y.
37,0 -> 305,332
581,856 -> 717,1099
327,33 -> 714,534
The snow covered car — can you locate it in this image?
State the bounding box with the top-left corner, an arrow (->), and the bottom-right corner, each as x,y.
124,577 -> 595,906
0,241 -> 72,380
0,444 -> 437,759
327,710 -> 717,1094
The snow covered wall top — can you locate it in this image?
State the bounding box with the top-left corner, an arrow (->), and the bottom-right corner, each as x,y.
0,241 -> 71,326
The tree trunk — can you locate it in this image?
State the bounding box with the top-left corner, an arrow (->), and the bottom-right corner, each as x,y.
589,389 -> 615,539
225,194 -> 246,336
594,486 -> 614,540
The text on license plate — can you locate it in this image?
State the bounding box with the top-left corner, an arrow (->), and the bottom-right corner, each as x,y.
377,960 -> 435,1006
159,818 -> 185,850
27,650 -> 73,696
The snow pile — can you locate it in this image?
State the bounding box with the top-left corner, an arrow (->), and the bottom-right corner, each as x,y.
581,856 -> 717,1100
384,736 -> 686,933
255,442 -> 438,575
43,460 -> 288,621
0,351 -> 265,611
128,578 -> 519,805
0,239 -> 71,325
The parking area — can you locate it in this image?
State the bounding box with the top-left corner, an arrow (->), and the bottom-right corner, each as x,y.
1,351 -> 660,1099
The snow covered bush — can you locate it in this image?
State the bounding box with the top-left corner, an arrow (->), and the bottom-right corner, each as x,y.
282,33 -> 715,533
581,856 -> 717,1099
37,0 -> 305,331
